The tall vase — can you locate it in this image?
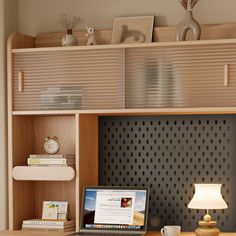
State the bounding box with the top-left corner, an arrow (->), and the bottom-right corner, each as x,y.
176,10 -> 201,41
62,29 -> 78,46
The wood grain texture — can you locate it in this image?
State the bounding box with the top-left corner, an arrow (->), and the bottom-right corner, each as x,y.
12,38 -> 236,53
78,114 -> 98,230
12,116 -> 35,167
7,33 -> 35,230
12,49 -> 125,111
11,117 -> 35,230
33,115 -> 75,155
8,24 -> 236,232
34,180 -> 76,221
11,31 -> 236,111
10,115 -> 76,229
0,232 -> 235,236
34,23 -> 236,48
12,107 -> 236,116
12,166 -> 75,181
75,114 -> 80,231
12,181 -> 35,230
0,231 -> 69,236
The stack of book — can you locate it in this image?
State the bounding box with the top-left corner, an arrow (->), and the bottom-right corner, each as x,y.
27,154 -> 75,167
22,219 -> 75,232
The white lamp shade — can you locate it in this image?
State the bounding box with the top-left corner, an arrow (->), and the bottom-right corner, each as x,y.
188,184 -> 228,210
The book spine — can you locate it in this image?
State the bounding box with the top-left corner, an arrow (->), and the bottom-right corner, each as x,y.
22,224 -> 70,229
23,221 -> 64,226
22,227 -> 75,232
29,154 -> 65,158
29,164 -> 68,167
28,158 -> 67,165
23,220 -> 75,226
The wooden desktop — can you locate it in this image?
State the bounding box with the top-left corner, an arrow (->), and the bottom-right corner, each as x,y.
0,232 -> 235,236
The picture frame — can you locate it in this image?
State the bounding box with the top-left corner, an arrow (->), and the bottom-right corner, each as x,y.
42,201 -> 69,220
111,16 -> 154,44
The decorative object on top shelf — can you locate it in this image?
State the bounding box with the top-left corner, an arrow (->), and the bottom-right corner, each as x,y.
188,183 -> 228,236
59,13 -> 83,46
44,136 -> 60,155
85,25 -> 97,45
111,16 -> 154,44
176,0 -> 201,41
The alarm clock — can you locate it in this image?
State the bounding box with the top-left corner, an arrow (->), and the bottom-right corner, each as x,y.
44,136 -> 60,155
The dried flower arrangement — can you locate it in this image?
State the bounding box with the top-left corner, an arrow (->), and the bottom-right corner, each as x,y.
59,13 -> 83,31
179,0 -> 199,10
59,13 -> 83,47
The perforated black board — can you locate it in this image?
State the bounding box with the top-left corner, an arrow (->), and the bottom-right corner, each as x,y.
99,115 -> 236,231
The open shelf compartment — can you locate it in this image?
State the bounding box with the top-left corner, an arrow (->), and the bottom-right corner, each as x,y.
10,114 -> 76,230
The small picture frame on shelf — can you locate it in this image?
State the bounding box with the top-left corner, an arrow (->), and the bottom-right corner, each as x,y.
42,201 -> 69,220
111,16 -> 154,44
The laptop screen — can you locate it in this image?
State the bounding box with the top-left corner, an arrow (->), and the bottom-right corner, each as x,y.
80,187 -> 149,232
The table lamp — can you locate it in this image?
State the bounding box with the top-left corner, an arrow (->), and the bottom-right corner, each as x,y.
188,184 -> 228,236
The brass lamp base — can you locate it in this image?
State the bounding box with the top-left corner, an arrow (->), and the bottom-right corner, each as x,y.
195,221 -> 220,236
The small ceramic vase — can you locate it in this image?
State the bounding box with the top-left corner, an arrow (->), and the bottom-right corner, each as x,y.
176,0 -> 201,41
62,29 -> 78,46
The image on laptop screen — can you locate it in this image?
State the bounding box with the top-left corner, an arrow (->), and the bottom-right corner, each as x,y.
81,187 -> 149,232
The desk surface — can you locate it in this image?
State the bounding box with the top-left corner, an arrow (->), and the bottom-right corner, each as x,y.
0,232 -> 235,236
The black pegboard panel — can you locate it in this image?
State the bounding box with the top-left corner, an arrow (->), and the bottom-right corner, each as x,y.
99,115 -> 236,231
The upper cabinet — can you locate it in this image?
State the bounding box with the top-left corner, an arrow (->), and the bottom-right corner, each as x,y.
12,49 -> 125,111
8,24 -> 236,112
126,42 -> 236,108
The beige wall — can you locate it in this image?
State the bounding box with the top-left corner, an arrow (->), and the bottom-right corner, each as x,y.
0,0 -> 18,230
18,0 -> 236,36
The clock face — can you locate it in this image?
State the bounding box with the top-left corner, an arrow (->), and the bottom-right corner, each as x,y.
44,137 -> 60,155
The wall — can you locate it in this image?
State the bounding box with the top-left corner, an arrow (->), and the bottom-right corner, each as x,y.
18,0 -> 236,36
0,0 -> 18,230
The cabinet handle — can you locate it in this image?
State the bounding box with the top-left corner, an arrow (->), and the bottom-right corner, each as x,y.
224,64 -> 229,87
18,71 -> 23,92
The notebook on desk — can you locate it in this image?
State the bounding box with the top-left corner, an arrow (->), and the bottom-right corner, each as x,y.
70,186 -> 149,235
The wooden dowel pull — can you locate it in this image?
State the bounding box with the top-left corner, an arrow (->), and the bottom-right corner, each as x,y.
18,71 -> 23,92
224,64 -> 229,87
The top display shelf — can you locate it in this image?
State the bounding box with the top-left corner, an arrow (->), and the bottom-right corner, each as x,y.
11,38 -> 236,53
9,23 -> 236,52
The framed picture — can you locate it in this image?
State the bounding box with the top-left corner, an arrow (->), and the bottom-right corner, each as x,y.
42,201 -> 69,220
111,16 -> 154,44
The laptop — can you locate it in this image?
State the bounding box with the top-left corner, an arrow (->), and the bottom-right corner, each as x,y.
70,186 -> 149,235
